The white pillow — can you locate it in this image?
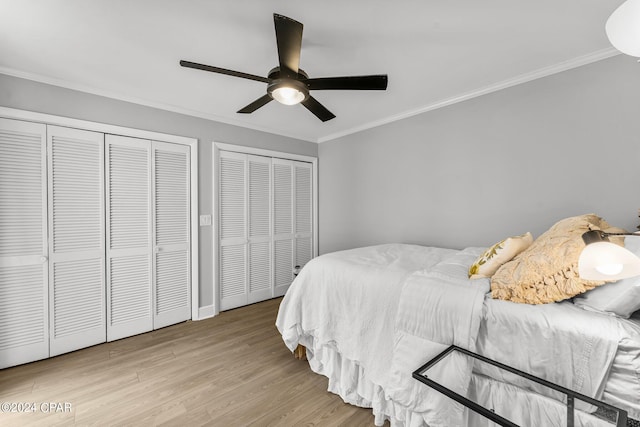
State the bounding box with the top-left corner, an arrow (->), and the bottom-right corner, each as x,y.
573,236 -> 640,318
431,247 -> 485,279
430,247 -> 491,293
469,232 -> 533,279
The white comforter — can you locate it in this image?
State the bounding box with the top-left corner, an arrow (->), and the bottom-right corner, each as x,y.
275,244 -> 622,426
276,244 -> 489,426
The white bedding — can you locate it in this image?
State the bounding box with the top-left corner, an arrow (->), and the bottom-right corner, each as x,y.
598,315 -> 640,420
476,298 -> 619,402
476,297 -> 640,420
382,260 -> 490,425
276,244 -> 639,426
277,243 -> 485,426
277,243 -> 457,385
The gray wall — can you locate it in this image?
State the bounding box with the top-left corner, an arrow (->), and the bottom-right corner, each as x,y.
0,74 -> 317,310
5,52 -> 640,308
319,54 -> 640,254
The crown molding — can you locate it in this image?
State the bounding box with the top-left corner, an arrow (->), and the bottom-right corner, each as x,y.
0,47 -> 620,145
316,48 -> 621,143
0,66 -> 316,142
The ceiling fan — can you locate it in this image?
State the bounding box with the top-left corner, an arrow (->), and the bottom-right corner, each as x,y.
180,13 -> 388,122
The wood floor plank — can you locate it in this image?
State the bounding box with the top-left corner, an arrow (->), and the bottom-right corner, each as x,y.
0,298 -> 383,426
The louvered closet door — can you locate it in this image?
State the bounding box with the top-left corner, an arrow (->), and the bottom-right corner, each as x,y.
0,118 -> 49,369
272,158 -> 295,297
106,135 -> 153,341
294,162 -> 313,273
219,151 -> 247,310
152,142 -> 191,329
47,126 -> 106,356
272,159 -> 314,297
247,155 -> 272,304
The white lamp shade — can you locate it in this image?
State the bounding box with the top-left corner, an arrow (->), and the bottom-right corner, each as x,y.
578,241 -> 640,281
606,0 -> 640,57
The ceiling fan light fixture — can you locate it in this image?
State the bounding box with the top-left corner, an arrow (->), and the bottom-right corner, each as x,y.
268,79 -> 308,105
271,86 -> 305,105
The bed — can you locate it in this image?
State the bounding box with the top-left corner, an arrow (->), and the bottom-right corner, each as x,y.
276,216 -> 640,427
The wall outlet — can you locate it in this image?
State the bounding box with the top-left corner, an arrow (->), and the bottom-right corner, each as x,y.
199,214 -> 212,226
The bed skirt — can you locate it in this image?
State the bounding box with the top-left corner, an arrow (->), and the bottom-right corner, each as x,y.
306,340 -> 427,427
302,339 -> 638,427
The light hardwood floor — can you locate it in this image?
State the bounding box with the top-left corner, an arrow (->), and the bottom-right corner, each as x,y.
0,298 -> 382,426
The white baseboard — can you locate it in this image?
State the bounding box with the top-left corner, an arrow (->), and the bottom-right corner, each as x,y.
197,305 -> 216,320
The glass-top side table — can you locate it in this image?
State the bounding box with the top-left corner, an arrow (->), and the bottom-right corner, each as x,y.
412,345 -> 628,427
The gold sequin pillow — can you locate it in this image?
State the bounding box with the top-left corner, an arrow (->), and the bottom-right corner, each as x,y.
469,232 -> 533,279
490,214 -> 621,304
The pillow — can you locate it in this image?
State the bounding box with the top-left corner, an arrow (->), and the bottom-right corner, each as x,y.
490,214 -> 620,304
573,236 -> 640,318
430,247 -> 491,294
431,247 -> 486,279
468,232 -> 533,279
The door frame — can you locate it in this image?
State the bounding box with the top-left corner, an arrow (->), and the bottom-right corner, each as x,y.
0,106 -> 200,321
212,142 -> 318,316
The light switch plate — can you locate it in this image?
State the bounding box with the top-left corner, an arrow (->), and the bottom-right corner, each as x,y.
199,214 -> 212,226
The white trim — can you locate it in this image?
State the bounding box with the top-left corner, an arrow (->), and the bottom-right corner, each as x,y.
317,48 -> 621,143
312,157 -> 319,261
189,137 -> 200,321
0,107 -> 201,322
212,142 -> 318,314
0,67 -> 315,143
0,106 -> 195,145
214,142 -> 317,163
212,145 -> 219,315
3,48 -> 618,145
197,304 -> 215,320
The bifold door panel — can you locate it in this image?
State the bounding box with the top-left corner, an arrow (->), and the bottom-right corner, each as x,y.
48,126 -> 106,356
0,118 -> 49,369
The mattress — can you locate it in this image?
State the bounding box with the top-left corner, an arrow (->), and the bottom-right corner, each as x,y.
603,314 -> 640,420
467,374 -> 624,427
476,297 -> 640,420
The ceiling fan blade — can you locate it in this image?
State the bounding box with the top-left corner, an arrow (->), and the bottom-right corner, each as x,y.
274,14 -> 303,78
237,94 -> 273,114
180,60 -> 269,83
301,96 -> 336,122
305,75 -> 388,91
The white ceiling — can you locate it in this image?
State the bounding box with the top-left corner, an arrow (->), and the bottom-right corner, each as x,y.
0,0 -> 623,143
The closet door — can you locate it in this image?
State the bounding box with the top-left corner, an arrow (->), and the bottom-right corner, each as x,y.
152,142 -> 191,329
218,152 -> 273,309
247,155 -> 272,304
0,118 -> 49,369
294,162 -> 313,272
272,158 -> 295,297
48,126 -> 105,356
272,159 -> 314,297
218,151 -> 247,310
106,135 -> 153,341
